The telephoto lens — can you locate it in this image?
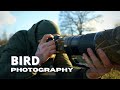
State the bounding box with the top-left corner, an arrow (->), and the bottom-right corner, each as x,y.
63,33 -> 96,55
55,26 -> 120,65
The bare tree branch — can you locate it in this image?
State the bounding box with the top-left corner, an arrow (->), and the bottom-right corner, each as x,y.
59,11 -> 103,35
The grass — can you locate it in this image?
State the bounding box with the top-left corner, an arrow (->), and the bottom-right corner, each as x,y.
101,69 -> 120,79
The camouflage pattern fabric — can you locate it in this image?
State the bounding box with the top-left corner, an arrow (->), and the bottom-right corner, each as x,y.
95,26 -> 120,64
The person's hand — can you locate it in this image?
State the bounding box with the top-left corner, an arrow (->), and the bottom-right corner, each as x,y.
82,48 -> 113,79
35,34 -> 56,65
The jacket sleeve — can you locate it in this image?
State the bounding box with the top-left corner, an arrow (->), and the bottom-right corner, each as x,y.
0,31 -> 32,79
53,53 -> 89,79
53,53 -> 73,68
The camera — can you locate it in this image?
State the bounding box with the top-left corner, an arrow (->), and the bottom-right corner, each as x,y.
50,32 -> 101,55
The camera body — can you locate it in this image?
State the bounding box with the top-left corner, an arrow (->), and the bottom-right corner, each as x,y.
47,35 -> 66,53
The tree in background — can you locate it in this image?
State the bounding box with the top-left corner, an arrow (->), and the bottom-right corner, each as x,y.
59,11 -> 102,35
114,21 -> 120,27
0,31 -> 8,46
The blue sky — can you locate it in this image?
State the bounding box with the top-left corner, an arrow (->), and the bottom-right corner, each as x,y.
0,11 -> 59,38
0,11 -> 120,39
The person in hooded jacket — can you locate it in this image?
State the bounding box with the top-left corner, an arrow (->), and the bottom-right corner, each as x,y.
0,20 -> 80,79
0,19 -> 115,79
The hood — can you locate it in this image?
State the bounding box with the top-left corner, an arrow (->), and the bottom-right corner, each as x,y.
27,20 -> 61,54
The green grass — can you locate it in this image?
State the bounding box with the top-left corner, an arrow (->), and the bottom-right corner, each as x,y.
101,69 -> 120,79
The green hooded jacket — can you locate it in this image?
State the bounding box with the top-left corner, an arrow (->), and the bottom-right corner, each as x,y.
0,20 -> 88,79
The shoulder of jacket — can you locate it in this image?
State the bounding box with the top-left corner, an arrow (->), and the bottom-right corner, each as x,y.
15,30 -> 28,35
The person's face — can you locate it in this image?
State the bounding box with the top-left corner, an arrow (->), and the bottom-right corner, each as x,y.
37,34 -> 60,43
